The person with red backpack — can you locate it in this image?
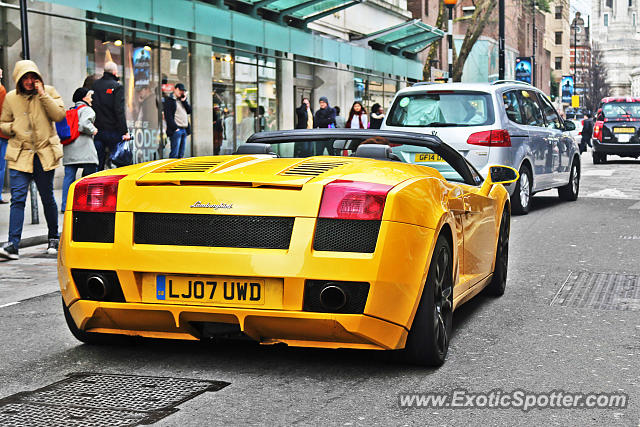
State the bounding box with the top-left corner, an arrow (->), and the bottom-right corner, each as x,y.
61,87 -> 98,213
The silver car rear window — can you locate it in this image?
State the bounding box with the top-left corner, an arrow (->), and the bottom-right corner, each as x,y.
387,91 -> 495,127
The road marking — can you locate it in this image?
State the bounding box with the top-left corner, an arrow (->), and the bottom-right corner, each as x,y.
584,188 -> 631,199
582,169 -> 614,176
0,301 -> 20,308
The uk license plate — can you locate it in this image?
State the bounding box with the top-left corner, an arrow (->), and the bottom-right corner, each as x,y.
414,153 -> 444,162
155,275 -> 264,305
613,127 -> 635,133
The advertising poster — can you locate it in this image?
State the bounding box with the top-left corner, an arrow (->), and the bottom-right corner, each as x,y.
515,57 -> 532,84
561,76 -> 575,104
125,44 -> 160,164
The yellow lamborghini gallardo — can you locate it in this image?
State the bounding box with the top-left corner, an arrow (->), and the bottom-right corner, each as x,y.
58,129 -> 517,366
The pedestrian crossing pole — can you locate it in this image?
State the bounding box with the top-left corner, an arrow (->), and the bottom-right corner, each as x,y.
19,0 -> 39,224
445,0 -> 457,83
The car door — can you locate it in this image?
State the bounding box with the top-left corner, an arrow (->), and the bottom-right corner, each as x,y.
537,93 -> 572,186
517,90 -> 552,190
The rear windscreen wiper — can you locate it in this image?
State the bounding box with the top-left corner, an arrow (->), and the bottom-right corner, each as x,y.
425,122 -> 456,127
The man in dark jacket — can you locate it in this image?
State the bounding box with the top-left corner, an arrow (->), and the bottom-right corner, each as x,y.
163,83 -> 191,158
294,97 -> 313,157
581,113 -> 594,153
91,61 -> 130,170
313,96 -> 336,155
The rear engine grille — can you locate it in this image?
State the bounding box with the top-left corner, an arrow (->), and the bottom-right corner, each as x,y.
281,160 -> 350,176
313,218 -> 381,253
134,213 -> 294,249
72,212 -> 116,243
155,158 -> 222,173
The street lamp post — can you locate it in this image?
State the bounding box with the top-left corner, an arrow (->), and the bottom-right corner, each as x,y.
19,0 -> 40,225
574,14 -> 578,106
444,0 -> 457,83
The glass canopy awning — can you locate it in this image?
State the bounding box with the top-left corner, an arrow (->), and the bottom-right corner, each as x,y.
241,0 -> 363,25
356,19 -> 444,55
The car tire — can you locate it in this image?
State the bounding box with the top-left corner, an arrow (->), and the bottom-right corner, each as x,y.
485,206 -> 509,297
402,235 -> 453,367
558,159 -> 580,201
62,298 -> 132,345
511,164 -> 532,215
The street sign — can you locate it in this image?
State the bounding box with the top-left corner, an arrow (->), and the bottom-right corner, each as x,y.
571,95 -> 580,108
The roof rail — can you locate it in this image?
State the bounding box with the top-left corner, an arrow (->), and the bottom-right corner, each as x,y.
412,81 -> 439,87
491,80 -> 532,86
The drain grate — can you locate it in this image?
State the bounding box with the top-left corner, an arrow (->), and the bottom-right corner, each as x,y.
551,271 -> 640,311
0,373 -> 229,426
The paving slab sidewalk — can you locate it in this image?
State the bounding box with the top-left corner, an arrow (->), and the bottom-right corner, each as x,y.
0,189 -> 64,249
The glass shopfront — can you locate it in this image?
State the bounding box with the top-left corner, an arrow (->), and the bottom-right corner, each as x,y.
80,14 -> 408,161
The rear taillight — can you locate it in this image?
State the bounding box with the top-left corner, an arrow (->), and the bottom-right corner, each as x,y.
318,180 -> 393,220
593,122 -> 603,141
467,130 -> 511,147
72,175 -> 125,212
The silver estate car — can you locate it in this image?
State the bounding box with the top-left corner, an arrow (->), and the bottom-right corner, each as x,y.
382,81 -> 580,214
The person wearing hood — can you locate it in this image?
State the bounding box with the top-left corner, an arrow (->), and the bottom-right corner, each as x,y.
0,60 -> 65,260
61,88 -> 99,213
314,96 -> 336,155
91,61 -> 130,170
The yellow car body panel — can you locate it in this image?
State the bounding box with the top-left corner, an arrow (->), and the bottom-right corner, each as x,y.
59,154 -> 509,351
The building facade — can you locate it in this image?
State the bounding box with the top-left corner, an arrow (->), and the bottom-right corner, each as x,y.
592,0 -> 640,95
544,0 -> 571,101
0,0 -> 434,171
405,0 -> 550,93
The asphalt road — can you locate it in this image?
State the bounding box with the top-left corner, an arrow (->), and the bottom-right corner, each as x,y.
0,152 -> 638,426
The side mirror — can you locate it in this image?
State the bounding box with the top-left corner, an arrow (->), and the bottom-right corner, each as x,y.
479,165 -> 519,196
564,121 -> 576,131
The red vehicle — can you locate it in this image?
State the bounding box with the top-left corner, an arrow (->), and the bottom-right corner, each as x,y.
592,97 -> 640,164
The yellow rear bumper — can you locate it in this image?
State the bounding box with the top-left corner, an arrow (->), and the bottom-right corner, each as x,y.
67,299 -> 408,350
59,212 -> 436,351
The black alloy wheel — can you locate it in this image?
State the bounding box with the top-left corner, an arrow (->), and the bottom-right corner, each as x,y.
558,160 -> 580,201
485,206 -> 510,297
402,235 -> 453,366
592,151 -> 606,164
511,164 -> 532,215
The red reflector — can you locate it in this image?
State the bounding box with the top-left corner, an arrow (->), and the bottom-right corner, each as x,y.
319,180 -> 393,220
72,175 -> 125,212
467,130 -> 511,147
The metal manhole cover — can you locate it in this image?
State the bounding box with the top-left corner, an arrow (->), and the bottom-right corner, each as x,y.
551,272 -> 640,311
0,373 -> 229,426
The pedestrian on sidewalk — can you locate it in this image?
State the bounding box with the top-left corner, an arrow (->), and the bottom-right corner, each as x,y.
314,96 -> 336,155
581,113 -> 594,153
334,106 -> 346,128
163,83 -> 191,158
369,103 -> 385,129
61,88 -> 99,213
294,97 -> 314,157
346,101 -> 368,129
0,60 -> 65,260
0,67 -> 8,204
91,61 -> 130,170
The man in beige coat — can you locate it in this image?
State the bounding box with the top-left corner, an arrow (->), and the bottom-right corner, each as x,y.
0,60 -> 65,260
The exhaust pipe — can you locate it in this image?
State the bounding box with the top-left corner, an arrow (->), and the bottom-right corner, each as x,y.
86,275 -> 110,300
319,284 -> 347,311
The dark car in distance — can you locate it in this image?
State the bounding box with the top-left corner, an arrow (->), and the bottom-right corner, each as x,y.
592,97 -> 640,164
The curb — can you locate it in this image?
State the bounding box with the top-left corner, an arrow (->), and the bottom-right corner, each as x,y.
19,234 -> 49,249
